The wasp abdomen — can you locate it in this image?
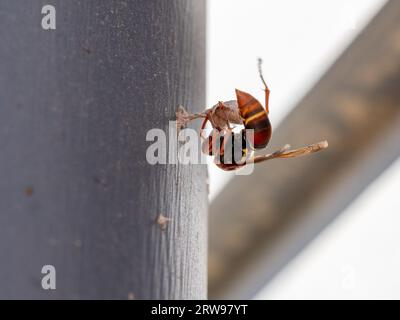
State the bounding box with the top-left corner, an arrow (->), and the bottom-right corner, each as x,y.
235,89 -> 272,148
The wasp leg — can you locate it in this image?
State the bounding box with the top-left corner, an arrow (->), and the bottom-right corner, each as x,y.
251,141 -> 328,164
176,105 -> 207,132
257,58 -> 270,114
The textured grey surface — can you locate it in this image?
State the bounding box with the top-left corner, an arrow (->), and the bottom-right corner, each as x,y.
0,0 -> 207,299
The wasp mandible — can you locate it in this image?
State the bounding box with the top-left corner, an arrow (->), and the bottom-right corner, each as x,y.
176,59 -> 328,171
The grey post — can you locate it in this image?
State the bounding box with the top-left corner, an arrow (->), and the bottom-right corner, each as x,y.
0,0 -> 207,299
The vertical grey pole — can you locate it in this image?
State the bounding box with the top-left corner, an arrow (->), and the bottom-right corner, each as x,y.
0,0 -> 207,299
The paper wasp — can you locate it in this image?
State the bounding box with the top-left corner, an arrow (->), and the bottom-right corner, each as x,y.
176,59 -> 328,171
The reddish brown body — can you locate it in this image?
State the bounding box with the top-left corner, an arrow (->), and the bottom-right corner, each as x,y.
176,58 -> 328,171
235,89 -> 272,149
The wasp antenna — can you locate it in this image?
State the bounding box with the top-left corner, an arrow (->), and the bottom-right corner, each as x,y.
250,141 -> 328,165
277,141 -> 329,159
318,140 -> 329,149
257,58 -> 268,90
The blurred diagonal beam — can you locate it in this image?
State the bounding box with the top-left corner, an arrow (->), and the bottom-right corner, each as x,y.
209,0 -> 400,299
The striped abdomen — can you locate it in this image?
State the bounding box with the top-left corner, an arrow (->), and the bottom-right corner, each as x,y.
235,89 -> 272,149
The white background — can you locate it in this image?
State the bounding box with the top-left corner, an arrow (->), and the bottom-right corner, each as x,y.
207,0 -> 400,299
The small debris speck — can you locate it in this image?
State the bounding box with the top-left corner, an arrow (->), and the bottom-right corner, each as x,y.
82,46 -> 91,54
24,186 -> 34,197
156,214 -> 172,231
